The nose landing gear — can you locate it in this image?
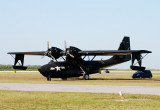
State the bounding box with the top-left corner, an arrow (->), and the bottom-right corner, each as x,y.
47,75 -> 51,81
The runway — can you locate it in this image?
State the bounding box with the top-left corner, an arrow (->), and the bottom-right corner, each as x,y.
0,83 -> 160,95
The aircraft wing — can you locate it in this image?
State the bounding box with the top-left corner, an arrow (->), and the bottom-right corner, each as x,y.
7,51 -> 46,56
78,50 -> 151,56
8,50 -> 151,56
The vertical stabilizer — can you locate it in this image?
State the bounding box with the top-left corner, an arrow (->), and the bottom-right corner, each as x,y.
118,36 -> 130,50
112,36 -> 131,61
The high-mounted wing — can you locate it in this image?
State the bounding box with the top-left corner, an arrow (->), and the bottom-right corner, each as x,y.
78,49 -> 151,71
8,47 -> 64,59
7,51 -> 46,70
78,50 -> 151,56
7,51 -> 46,56
8,47 -> 64,70
8,50 -> 151,56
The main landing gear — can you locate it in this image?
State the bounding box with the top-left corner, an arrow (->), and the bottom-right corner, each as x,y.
83,74 -> 90,80
79,66 -> 90,80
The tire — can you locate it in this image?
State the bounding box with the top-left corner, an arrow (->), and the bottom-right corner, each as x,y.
47,76 -> 51,81
83,74 -> 89,80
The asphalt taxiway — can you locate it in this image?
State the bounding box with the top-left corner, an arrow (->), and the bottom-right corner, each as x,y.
0,83 -> 160,95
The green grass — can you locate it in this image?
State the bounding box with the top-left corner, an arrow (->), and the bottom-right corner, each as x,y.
0,65 -> 41,71
0,71 -> 160,110
0,90 -> 160,110
0,71 -> 160,86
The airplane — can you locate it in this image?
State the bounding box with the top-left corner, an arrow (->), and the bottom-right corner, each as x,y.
8,37 -> 151,81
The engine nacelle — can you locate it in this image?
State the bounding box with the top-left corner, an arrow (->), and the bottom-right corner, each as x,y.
66,46 -> 81,58
49,47 -> 64,59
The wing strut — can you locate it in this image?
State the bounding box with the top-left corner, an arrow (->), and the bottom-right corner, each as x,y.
82,55 -> 86,60
10,54 -> 21,66
91,55 -> 96,61
130,53 -> 149,71
12,54 -> 27,70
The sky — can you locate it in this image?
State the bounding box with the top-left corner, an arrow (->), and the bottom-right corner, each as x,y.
0,0 -> 160,69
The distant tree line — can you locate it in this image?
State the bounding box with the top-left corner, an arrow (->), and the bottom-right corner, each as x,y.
0,65 -> 41,71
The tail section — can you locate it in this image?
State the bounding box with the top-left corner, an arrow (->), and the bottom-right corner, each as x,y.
113,36 -> 131,61
118,36 -> 130,50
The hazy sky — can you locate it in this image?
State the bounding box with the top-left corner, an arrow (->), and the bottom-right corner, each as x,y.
0,0 -> 160,69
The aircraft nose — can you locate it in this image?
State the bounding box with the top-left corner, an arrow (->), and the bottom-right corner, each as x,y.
38,68 -> 42,73
38,66 -> 48,77
38,66 -> 45,73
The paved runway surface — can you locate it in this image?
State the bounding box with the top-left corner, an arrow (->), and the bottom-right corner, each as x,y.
0,83 -> 160,95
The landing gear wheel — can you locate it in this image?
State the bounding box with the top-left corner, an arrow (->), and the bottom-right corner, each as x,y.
61,77 -> 67,80
47,75 -> 51,81
83,74 -> 89,80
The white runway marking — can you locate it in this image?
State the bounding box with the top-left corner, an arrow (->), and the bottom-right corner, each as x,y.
0,83 -> 160,95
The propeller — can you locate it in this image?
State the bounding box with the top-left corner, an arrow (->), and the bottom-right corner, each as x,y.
41,41 -> 55,60
64,40 -> 74,58
41,41 -> 75,60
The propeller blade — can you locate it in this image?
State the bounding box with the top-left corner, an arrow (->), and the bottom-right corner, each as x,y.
41,56 -> 45,59
50,55 -> 55,60
64,40 -> 75,58
68,53 -> 74,58
41,41 -> 50,59
47,41 -> 49,49
41,55 -> 46,59
64,40 -> 67,50
41,52 -> 48,59
66,49 -> 74,58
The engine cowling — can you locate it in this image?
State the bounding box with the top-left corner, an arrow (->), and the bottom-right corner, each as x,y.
66,46 -> 81,58
49,47 -> 64,59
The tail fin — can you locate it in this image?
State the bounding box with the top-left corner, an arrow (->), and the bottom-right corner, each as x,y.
118,36 -> 130,50
113,36 -> 131,61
